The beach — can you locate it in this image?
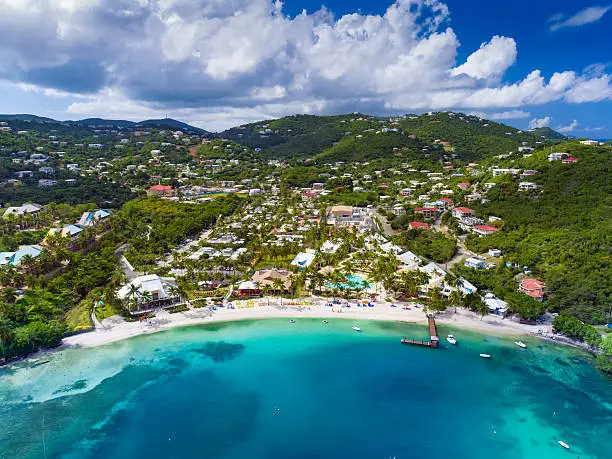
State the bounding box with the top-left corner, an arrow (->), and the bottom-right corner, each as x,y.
62,296 -> 550,350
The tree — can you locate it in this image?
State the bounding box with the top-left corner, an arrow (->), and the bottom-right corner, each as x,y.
449,289 -> 462,313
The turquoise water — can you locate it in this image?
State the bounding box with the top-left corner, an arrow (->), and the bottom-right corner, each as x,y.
326,274 -> 373,290
0,319 -> 611,459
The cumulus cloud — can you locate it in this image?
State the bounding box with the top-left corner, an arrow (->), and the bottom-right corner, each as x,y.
549,5 -> 612,31
0,0 -> 611,130
451,36 -> 517,80
529,116 -> 552,129
557,119 -> 579,133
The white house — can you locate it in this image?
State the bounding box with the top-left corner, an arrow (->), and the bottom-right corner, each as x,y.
3,203 -> 44,219
464,257 -> 486,269
518,182 -> 539,191
291,250 -> 316,270
117,274 -> 179,313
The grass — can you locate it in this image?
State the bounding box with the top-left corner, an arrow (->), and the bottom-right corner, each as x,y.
252,254 -> 296,271
64,303 -> 92,330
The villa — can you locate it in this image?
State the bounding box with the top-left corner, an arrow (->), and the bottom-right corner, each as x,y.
2,203 -> 44,219
408,221 -> 430,230
472,225 -> 499,236
320,240 -> 341,254
414,207 -> 438,219
147,184 -> 174,196
117,274 -> 179,313
0,245 -> 44,266
519,278 -> 546,302
464,257 -> 486,269
452,207 -> 474,218
78,209 -> 111,227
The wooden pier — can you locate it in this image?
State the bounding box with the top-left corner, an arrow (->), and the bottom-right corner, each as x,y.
401,315 -> 439,348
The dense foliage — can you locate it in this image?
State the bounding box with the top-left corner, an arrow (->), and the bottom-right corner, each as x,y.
392,230 -> 457,263
466,143 -> 612,323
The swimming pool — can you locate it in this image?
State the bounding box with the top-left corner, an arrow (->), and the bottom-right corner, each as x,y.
326,274 -> 373,290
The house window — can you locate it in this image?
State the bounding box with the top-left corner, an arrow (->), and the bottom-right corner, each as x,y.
152,291 -> 159,300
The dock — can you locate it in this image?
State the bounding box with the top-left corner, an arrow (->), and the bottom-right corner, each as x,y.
401,315 -> 439,348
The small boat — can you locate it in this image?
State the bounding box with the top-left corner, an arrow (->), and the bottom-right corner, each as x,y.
480,353 -> 491,359
352,326 -> 361,332
322,320 -> 328,324
447,335 -> 457,345
514,340 -> 527,348
558,440 -> 570,449
289,319 -> 295,323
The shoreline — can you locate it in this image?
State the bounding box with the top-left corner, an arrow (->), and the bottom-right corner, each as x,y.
59,297 -> 555,351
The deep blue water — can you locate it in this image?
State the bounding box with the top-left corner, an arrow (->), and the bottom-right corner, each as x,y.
0,319 -> 611,459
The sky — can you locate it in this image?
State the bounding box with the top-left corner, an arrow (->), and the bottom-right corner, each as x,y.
0,0 -> 610,135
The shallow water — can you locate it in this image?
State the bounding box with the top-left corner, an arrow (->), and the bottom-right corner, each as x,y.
0,319 -> 610,458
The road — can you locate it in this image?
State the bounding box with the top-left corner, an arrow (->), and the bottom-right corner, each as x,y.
372,209 -> 394,237
115,243 -> 139,280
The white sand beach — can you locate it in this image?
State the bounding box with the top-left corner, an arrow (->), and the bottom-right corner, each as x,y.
62,296 -> 551,350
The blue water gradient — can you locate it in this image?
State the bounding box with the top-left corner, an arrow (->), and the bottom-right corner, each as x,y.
0,319 -> 610,458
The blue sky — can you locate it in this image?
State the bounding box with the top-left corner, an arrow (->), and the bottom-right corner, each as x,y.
0,0 -> 610,135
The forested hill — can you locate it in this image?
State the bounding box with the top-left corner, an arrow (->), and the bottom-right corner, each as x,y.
464,142 -> 612,323
221,112 -> 566,162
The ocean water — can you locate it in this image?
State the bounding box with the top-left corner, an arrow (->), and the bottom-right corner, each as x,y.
0,319 -> 611,459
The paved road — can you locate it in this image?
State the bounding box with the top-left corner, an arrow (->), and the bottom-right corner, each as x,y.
116,243 -> 139,280
372,209 -> 394,237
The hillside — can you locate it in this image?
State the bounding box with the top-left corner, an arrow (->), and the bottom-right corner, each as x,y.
0,114 -> 59,123
222,112 -> 562,162
528,126 -> 568,140
220,114 -> 386,159
463,142 -> 612,323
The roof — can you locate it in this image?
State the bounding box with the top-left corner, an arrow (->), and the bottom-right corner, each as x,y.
414,207 -> 438,212
409,221 -> 430,228
473,225 -> 498,232
148,184 -> 173,192
238,280 -> 258,290
10,245 -> 43,265
454,207 -> 474,213
520,278 -> 545,290
117,274 -> 175,299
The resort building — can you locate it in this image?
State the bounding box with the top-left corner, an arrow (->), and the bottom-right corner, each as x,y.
2,203 -> 44,219
235,281 -> 260,297
78,209 -> 111,227
484,293 -> 508,315
320,240 -> 341,254
0,245 -> 44,266
251,269 -> 293,293
117,274 -> 180,313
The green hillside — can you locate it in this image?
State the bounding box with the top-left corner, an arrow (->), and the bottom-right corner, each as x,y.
222,112 -> 563,162
464,142 -> 612,323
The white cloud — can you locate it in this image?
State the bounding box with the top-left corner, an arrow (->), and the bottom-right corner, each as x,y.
451,36 -> 517,80
529,116 -> 552,129
557,119 -> 579,133
549,5 -> 612,31
0,0 -> 611,129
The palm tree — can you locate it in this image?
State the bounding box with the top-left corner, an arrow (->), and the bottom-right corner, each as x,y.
1,286 -> 17,305
449,290 -> 462,313
140,290 -> 153,310
272,278 -> 285,305
261,284 -> 271,305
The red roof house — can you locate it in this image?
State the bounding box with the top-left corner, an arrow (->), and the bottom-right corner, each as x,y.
409,221 -> 431,230
562,157 -> 579,163
472,225 -> 499,236
458,182 -> 470,190
147,184 -> 173,196
519,278 -> 546,301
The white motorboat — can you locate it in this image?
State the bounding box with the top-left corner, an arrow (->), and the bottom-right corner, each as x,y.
558,440 -> 570,449
447,335 -> 457,345
352,326 -> 361,332
480,353 -> 491,359
514,340 -> 527,348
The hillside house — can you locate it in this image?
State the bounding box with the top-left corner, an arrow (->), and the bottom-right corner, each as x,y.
472,225 -> 499,236
147,184 -> 173,196
464,257 -> 486,269
518,278 -> 545,302
3,203 -> 44,219
452,207 -> 474,218
414,207 -> 438,219
117,275 -> 179,313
